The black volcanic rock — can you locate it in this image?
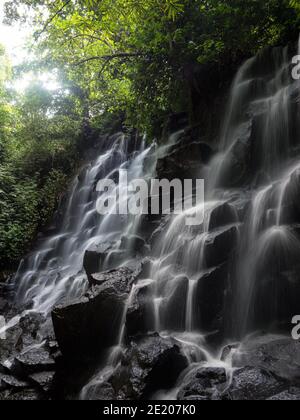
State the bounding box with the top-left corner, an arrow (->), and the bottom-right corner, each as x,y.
90,267 -> 139,287
84,381 -> 116,400
162,276 -> 189,332
204,224 -> 239,268
194,264 -> 229,333
156,140 -> 214,181
228,367 -> 286,400
0,323 -> 23,364
267,388 -> 300,400
232,335 -> 300,383
52,266 -> 138,362
0,388 -> 42,400
29,371 -> 56,394
83,243 -> 114,283
120,235 -> 146,255
109,335 -> 188,400
177,365 -> 288,401
178,367 -> 228,400
217,120 -> 254,188
0,373 -> 30,391
11,348 -> 55,376
208,203 -> 238,230
126,281 -> 154,337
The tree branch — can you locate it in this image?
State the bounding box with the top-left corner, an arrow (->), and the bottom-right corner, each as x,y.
63,33 -> 113,49
73,52 -> 148,66
36,0 -> 72,39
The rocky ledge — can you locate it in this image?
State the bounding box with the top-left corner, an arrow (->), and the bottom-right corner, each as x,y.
2,267 -> 300,400
178,335 -> 300,401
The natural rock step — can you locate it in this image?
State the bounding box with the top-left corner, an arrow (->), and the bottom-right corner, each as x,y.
0,373 -> 30,391
11,348 -> 55,376
29,371 -> 56,394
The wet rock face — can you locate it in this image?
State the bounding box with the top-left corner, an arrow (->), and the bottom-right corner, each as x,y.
11,348 -> 55,377
177,336 -> 300,401
204,225 -> 239,268
107,335 -> 189,400
177,365 -> 291,401
208,203 -> 238,231
0,324 -> 23,363
179,366 -> 286,401
178,367 -> 228,400
194,264 -> 229,333
156,133 -> 214,181
83,243 -> 114,283
0,388 -> 42,400
268,388 -> 300,400
279,169 -> 300,225
232,335 -> 300,382
126,282 -> 154,338
228,367 -> 286,400
90,267 -> 139,287
86,382 -> 117,401
52,266 -> 140,362
161,276 -> 189,332
120,235 -> 147,256
0,296 -> 8,312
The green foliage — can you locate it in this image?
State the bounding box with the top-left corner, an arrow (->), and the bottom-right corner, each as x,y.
5,0 -> 298,135
0,46 -> 82,268
0,166 -> 39,265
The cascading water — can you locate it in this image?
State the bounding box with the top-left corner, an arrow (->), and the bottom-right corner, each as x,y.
132,41 -> 300,397
9,39 -> 300,400
14,133 -> 154,315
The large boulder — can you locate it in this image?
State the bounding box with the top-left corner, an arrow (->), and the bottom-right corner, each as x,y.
0,322 -> 23,364
232,335 -> 300,383
0,388 -> 42,400
108,335 -> 188,400
0,373 -> 30,392
228,367 -> 286,400
177,365 -> 288,401
267,388 -> 300,400
83,381 -> 117,401
11,347 -> 55,377
90,267 -> 139,287
52,267 -> 139,362
29,371 -> 56,394
177,367 -> 228,400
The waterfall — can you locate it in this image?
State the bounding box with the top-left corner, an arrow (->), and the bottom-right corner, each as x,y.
10,38 -> 300,400
14,133 -> 154,315
134,40 -> 300,395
